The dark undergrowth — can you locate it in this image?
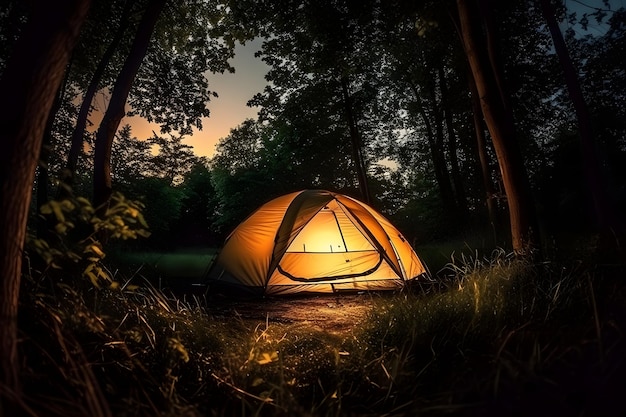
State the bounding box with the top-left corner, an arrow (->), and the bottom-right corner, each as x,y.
8,246 -> 626,417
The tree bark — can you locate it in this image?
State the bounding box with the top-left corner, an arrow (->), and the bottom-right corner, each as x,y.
340,76 -> 371,204
0,0 -> 90,408
63,0 -> 133,193
468,70 -> 498,236
538,0 -> 624,240
478,0 -> 512,115
457,0 -> 539,254
93,0 -> 166,212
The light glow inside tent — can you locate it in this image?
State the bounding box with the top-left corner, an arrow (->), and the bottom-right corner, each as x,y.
206,190 -> 430,295
289,210 -> 346,253
287,205 -> 373,253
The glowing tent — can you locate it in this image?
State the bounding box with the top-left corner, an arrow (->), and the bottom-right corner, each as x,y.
206,190 -> 429,296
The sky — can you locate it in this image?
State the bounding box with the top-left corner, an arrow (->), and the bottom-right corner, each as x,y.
563,0 -> 625,35
124,38 -> 270,158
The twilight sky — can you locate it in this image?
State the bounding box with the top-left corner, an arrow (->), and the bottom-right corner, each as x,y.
125,38 -> 270,158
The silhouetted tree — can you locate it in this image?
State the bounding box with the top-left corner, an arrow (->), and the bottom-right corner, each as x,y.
93,0 -> 166,214
0,0 -> 90,408
539,0 -> 624,242
63,0 -> 133,191
457,0 -> 539,254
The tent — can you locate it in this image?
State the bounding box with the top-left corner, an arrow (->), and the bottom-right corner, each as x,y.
206,189 -> 429,296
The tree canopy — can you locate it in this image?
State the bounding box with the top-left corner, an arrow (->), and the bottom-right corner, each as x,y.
1,0 -> 623,250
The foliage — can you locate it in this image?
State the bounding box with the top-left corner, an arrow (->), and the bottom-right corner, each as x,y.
108,127 -> 219,249
210,165 -> 276,235
27,192 -> 150,288
111,124 -> 153,186
8,0 -> 623,254
238,0 -> 393,199
171,162 -> 220,246
121,177 -> 185,249
147,132 -> 200,186
128,0 -> 243,136
211,118 -> 263,175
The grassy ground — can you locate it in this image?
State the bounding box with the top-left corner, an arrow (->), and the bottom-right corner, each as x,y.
11,244 -> 626,417
111,247 -> 218,291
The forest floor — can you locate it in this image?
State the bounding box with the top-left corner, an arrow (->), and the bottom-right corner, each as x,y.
18,252 -> 626,417
204,292 -> 380,334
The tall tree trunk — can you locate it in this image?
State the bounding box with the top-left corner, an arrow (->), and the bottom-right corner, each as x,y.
0,0 -> 90,409
478,0 -> 512,115
539,0 -> 624,241
468,70 -> 498,237
63,0 -> 133,193
340,76 -> 370,204
93,0 -> 166,212
457,0 -> 539,255
438,65 -> 469,217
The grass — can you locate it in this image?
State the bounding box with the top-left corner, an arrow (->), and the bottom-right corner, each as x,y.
110,247 -> 218,290
10,246 -> 626,416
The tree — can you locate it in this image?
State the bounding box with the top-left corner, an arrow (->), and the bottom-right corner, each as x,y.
0,0 -> 90,406
361,0 -> 478,231
111,124 -> 152,187
91,0 -> 243,220
211,119 -> 263,175
126,176 -> 185,248
210,120 -> 290,234
408,75 -> 457,217
468,70 -> 499,234
128,0 -> 244,135
341,75 -> 371,203
457,0 -> 539,254
173,162 -> 219,246
147,132 -> 199,185
93,0 -> 166,213
438,64 -> 469,217
538,0 -> 624,242
63,0 -> 134,190
240,0 -> 388,202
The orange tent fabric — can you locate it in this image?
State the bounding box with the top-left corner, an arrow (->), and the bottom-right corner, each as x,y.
207,190 -> 429,295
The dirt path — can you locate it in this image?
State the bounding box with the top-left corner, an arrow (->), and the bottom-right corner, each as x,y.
206,293 -> 382,334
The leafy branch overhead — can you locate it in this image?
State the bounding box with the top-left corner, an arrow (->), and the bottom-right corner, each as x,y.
128,0 -> 241,135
